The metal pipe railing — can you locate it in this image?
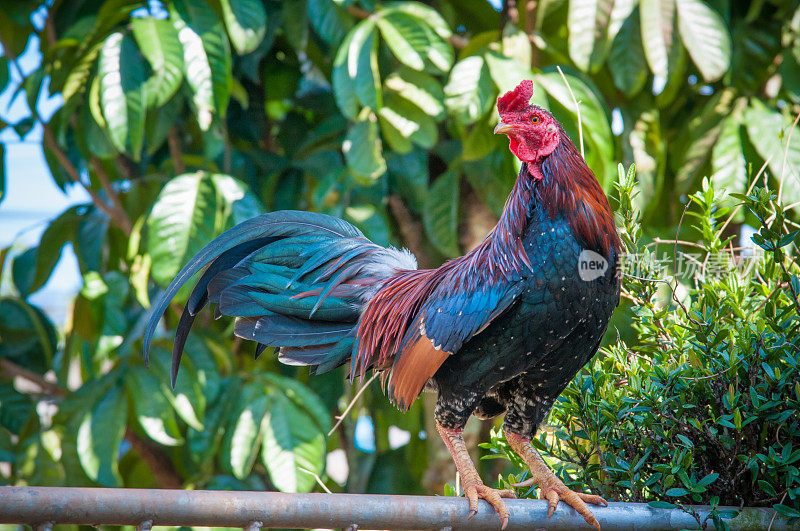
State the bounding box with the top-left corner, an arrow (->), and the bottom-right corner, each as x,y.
0,486 -> 793,530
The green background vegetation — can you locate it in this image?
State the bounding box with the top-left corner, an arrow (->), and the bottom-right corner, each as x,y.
0,0 -> 799,525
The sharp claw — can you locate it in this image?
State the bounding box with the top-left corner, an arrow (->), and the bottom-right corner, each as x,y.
500,516 -> 509,530
468,509 -> 476,520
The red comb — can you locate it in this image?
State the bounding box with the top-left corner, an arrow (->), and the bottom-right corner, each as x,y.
497,80 -> 534,114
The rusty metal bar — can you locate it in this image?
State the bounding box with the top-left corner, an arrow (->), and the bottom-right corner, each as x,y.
0,486 -> 793,530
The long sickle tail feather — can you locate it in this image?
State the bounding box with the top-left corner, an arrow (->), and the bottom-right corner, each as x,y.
142,210 -> 416,388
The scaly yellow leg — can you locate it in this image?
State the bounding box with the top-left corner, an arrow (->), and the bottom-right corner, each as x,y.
437,423 -> 516,529
505,431 -> 607,530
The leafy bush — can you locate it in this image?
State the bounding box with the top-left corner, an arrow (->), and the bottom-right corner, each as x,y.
482,165 -> 800,525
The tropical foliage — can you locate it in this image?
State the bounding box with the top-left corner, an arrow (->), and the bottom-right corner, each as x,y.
1,0 -> 799,521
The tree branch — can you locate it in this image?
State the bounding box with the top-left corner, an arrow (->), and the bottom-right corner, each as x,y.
387,195 -> 433,268
0,357 -> 66,398
91,157 -> 133,235
167,126 -> 185,174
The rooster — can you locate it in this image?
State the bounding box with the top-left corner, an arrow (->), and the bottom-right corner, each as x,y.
144,80 -> 620,529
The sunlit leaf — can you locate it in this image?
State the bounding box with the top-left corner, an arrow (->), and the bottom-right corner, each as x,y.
127,365 -> 183,446
444,55 -> 494,126
222,384 -> 270,479
219,0 -> 267,55
675,0 -> 730,82
261,392 -> 326,493
640,0 -> 675,78
343,114 -> 386,180
77,384 -> 127,487
132,16 -> 184,107
567,0 -> 613,72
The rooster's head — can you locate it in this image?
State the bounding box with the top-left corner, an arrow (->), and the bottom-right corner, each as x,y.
494,80 -> 560,164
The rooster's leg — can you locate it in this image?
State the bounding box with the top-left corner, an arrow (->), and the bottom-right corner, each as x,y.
436,422 -> 516,529
505,431 -> 607,530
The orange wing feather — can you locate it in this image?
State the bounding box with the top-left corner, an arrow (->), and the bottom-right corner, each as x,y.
387,316 -> 450,411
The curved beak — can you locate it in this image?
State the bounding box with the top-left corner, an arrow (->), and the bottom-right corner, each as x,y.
493,121 -> 514,135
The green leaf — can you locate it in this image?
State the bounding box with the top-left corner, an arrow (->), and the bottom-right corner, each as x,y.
132,16 -> 184,107
0,381 -> 34,434
127,365 -> 183,446
0,143 -> 4,204
332,20 -> 379,118
149,346 -> 206,430
378,92 -> 437,151
649,500 -> 677,509
187,376 -> 241,468
629,108 -> 665,216
77,384 -> 127,487
377,12 -> 426,71
147,172 -> 219,286
384,68 -> 445,119
484,51 -> 533,94
211,173 -> 265,224
567,0 -> 613,71
222,384 -> 271,479
773,504 -> 800,518
444,55 -> 494,126
608,11 -> 648,97
640,0 -> 675,78
675,0 -> 730,82
672,90 -> 732,193
711,113 -> 748,212
261,373 -> 332,433
261,392 -> 326,493
172,0 -> 232,126
344,114 -> 386,181
30,206 -> 80,295
0,297 -> 58,374
98,32 -> 147,158
744,100 -> 800,205
307,0 -> 353,46
219,0 -> 267,55
423,168 -> 460,257
387,148 -> 429,213
390,2 -> 452,41
665,487 -> 689,496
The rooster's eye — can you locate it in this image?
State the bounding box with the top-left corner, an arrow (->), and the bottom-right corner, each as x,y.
530,115 -> 540,124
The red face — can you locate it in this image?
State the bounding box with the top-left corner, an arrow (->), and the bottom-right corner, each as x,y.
494,105 -> 560,164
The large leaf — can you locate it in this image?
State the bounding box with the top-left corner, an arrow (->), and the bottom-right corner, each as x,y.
640,0 -> 675,78
261,373 -> 332,433
377,12 -> 427,71
484,51 -> 533,94
261,392 -> 326,493
332,20 -> 379,118
444,55 -> 494,126
0,297 -> 57,374
675,0 -> 730,82
219,0 -> 267,55
629,108 -> 665,216
378,92 -> 437,152
567,0 -> 613,72
97,32 -> 147,159
132,16 -> 184,107
30,206 -> 80,295
384,68 -> 445,119
745,100 -> 800,205
222,383 -> 271,479
77,384 -> 127,487
147,172 -> 218,286
423,168 -> 460,257
343,114 -> 386,181
307,0 -> 353,46
672,90 -> 733,193
711,113 -> 748,209
171,0 -> 232,126
127,365 -> 183,446
608,12 -> 648,97
187,377 -> 241,468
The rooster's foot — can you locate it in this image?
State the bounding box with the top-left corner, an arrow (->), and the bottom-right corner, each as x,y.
505,431 -> 607,530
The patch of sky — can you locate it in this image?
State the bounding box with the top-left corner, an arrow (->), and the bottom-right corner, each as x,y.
0,32 -> 87,325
